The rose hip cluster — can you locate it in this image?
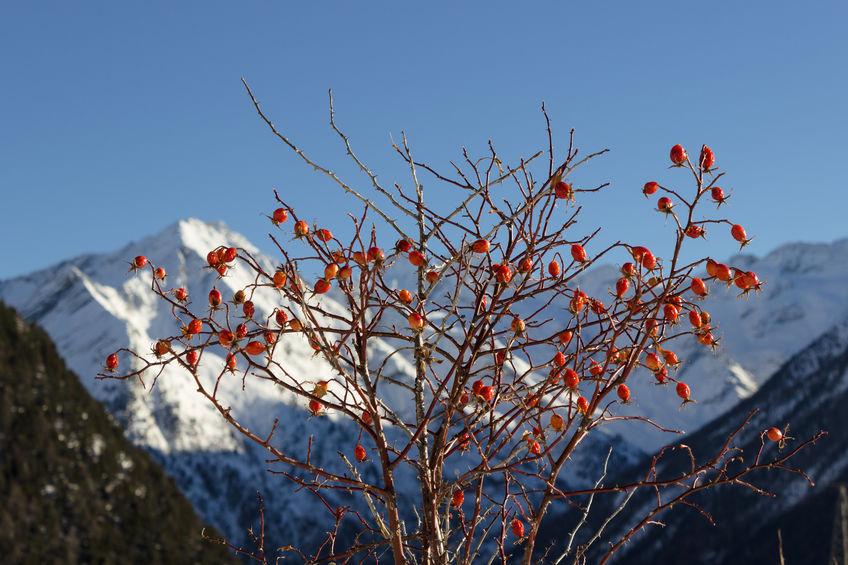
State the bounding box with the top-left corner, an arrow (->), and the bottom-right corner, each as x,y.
626,144 -> 764,404
105,143 -> 775,466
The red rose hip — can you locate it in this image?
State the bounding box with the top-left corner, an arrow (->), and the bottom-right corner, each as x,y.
670,144 -> 687,165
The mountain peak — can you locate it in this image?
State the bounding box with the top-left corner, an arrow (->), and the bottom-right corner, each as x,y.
137,217 -> 261,262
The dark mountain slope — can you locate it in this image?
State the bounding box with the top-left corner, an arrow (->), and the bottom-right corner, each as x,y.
607,315 -> 848,564
534,314 -> 848,564
0,302 -> 234,564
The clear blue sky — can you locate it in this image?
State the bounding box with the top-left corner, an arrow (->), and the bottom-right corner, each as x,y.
1,2 -> 846,279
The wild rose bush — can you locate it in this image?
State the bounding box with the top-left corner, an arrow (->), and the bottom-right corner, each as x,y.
101,84 -> 820,564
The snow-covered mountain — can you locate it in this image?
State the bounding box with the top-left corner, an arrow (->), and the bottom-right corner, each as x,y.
2,218 -> 846,554
558,238 -> 848,452
0,218 -> 418,551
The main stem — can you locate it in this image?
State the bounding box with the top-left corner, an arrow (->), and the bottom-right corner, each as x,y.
413,173 -> 445,563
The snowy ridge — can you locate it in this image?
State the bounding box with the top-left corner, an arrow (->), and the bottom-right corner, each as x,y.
556,238 -> 848,451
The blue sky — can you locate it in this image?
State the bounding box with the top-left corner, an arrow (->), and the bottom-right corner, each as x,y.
1,2 -> 846,279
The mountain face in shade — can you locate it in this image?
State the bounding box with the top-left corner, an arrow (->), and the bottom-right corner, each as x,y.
0,301 -> 233,564
2,217 -> 846,557
570,312 -> 848,564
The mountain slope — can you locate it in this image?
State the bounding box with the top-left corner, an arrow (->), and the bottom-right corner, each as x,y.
0,301 -> 233,564
606,311 -> 848,564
